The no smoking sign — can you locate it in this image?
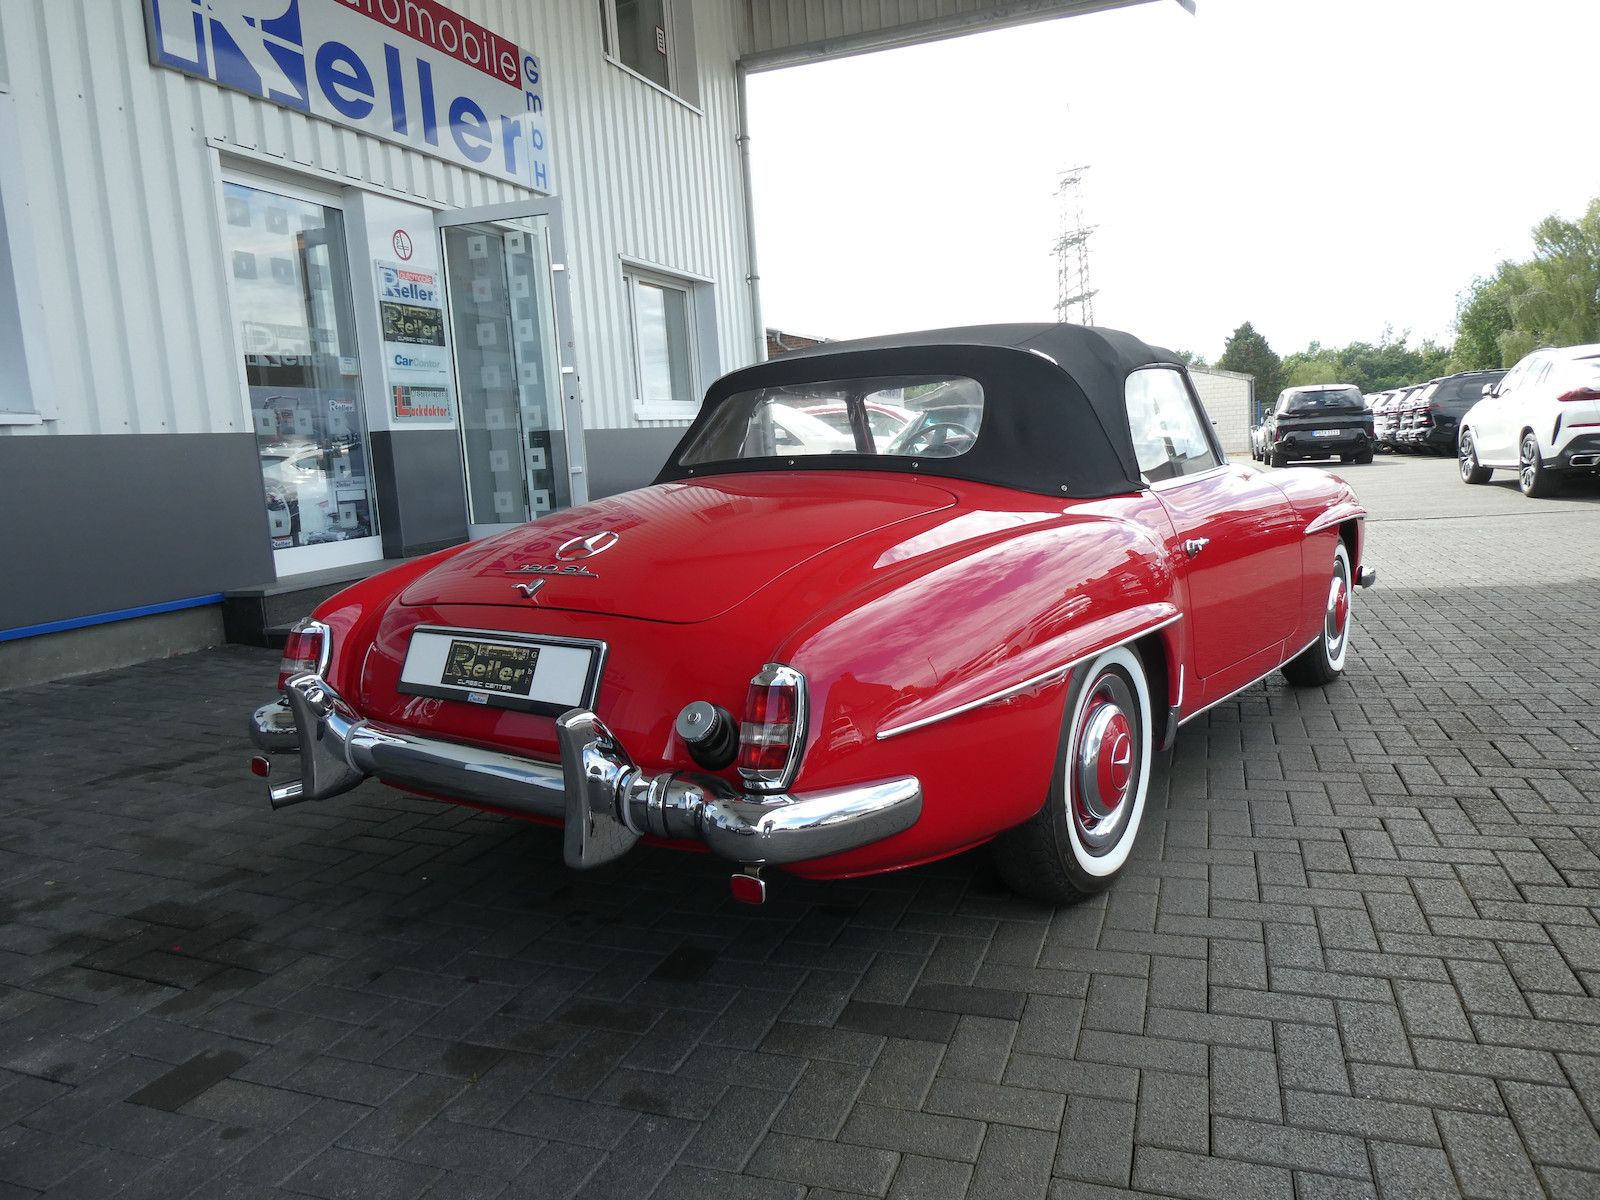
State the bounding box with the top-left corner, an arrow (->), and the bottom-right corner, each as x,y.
392,229 -> 414,260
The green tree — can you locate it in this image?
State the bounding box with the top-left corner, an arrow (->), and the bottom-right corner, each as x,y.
1513,200 -> 1600,348
1175,349 -> 1210,369
1216,322 -> 1282,416
1452,264 -> 1520,370
1280,329 -> 1452,393
1450,196 -> 1600,370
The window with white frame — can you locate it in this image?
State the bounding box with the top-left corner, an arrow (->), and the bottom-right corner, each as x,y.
597,0 -> 699,104
626,270 -> 700,417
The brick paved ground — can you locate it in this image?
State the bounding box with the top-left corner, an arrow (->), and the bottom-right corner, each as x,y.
2,455 -> 1598,1199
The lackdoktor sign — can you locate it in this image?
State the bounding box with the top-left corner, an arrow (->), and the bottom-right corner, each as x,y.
144,0 -> 551,191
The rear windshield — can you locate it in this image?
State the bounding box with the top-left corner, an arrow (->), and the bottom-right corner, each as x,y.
1277,386 -> 1364,415
677,375 -> 985,464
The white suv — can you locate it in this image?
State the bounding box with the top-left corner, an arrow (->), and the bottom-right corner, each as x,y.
1458,345 -> 1600,496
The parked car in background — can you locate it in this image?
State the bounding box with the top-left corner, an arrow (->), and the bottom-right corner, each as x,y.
1404,370 -> 1507,455
249,323 -> 1376,907
1392,384 -> 1431,452
799,399 -> 915,444
1459,345 -> 1600,496
1260,384 -> 1375,466
1369,390 -> 1401,451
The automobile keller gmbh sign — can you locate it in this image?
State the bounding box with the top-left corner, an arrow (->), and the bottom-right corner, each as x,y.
144,0 -> 551,191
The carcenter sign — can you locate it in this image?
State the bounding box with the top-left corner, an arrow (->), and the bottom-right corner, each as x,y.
144,0 -> 551,191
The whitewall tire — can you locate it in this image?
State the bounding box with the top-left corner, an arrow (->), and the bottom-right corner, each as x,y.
993,645 -> 1153,903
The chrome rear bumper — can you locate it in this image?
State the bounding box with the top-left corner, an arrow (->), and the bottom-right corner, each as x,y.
249,675 -> 921,870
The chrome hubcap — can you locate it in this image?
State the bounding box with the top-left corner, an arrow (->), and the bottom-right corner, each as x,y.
1325,565 -> 1350,656
1073,674 -> 1138,851
1521,439 -> 1536,489
1459,438 -> 1473,478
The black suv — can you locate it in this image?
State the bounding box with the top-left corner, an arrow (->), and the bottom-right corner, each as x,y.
1403,370 -> 1508,454
1261,384 -> 1375,466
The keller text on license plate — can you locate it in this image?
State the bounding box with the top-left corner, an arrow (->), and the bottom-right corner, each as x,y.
440,639 -> 538,696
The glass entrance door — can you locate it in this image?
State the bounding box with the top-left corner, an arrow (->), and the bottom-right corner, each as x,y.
221,178 -> 381,574
437,200 -> 585,535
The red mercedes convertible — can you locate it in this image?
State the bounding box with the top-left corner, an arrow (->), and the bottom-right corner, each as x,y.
250,325 -> 1374,904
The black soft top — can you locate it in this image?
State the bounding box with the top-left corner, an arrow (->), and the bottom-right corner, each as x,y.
656,323 -> 1185,499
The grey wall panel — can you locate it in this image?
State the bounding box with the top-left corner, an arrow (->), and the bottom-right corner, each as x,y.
583,428 -> 684,499
0,433 -> 274,630
370,430 -> 470,558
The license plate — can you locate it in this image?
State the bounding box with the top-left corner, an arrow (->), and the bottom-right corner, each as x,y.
398,626 -> 604,715
1312,429 -> 1342,438
440,639 -> 538,696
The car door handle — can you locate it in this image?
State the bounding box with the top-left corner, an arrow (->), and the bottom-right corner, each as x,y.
1183,538 -> 1210,558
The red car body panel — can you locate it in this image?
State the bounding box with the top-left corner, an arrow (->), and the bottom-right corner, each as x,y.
304,460 -> 1365,880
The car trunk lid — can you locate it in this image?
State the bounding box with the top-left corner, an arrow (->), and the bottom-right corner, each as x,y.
399,472 -> 959,623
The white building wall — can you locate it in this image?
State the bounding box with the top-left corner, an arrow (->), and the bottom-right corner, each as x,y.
0,0 -> 752,439
1189,367 -> 1252,455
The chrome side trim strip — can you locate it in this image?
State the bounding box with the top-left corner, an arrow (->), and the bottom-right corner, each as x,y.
1304,507 -> 1367,536
1176,634 -> 1319,727
876,614 -> 1182,741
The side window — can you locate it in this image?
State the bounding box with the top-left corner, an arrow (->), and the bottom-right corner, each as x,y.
1499,358 -> 1533,397
1526,359 -> 1553,395
1125,368 -> 1221,484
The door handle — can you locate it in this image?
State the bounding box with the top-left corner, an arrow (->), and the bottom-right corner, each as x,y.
1183,537 -> 1210,558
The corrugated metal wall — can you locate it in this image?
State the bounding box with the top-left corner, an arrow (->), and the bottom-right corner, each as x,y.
740,0 -> 1158,68
0,0 -> 752,439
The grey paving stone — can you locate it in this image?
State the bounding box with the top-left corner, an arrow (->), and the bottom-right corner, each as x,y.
651,1165 -> 804,1200
1210,1046 -> 1282,1122
968,1123 -> 1055,1200
856,1039 -> 943,1111
1211,1117 -> 1370,1181
1136,1070 -> 1208,1154
1434,1111 -> 1542,1199
678,1085 -> 787,1173
285,1146 -> 442,1200
1055,1096 -> 1134,1187
838,1102 -> 984,1163
1131,1146 -> 1294,1200
1368,1140 -> 1458,1199
1500,1080 -> 1600,1172
884,1154 -> 972,1200
936,1015 -> 1017,1084
922,1078 -> 1064,1131
746,1133 -> 899,1195
770,1060 -> 867,1140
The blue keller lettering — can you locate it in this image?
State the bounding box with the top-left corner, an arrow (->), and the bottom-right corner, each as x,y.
147,1 -> 549,190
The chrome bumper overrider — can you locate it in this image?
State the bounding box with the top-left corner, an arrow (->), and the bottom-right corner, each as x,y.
249,675 -> 922,870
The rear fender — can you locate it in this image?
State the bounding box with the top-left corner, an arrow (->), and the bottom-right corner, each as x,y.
770,499 -> 1180,874
310,544 -> 471,695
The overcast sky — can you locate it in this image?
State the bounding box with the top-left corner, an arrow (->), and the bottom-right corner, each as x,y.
746,0 -> 1600,361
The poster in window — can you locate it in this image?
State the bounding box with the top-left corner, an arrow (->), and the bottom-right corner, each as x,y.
375,260 -> 454,423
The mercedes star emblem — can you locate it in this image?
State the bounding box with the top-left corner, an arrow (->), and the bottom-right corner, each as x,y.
555,531 -> 619,561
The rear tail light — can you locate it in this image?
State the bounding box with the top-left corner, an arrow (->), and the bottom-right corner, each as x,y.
737,664 -> 807,792
1557,387 -> 1600,403
277,618 -> 330,691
